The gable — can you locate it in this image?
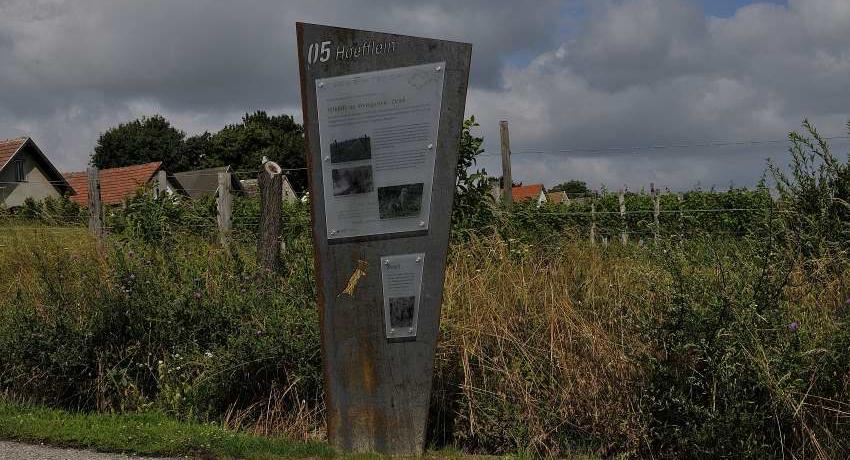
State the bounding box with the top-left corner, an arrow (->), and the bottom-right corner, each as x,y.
0,137 -> 74,195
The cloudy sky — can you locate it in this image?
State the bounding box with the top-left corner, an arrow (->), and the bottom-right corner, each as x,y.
1,0 -> 849,190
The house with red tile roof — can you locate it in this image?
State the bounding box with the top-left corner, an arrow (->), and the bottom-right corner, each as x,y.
63,161 -> 180,206
0,137 -> 75,207
546,191 -> 569,205
512,183 -> 547,206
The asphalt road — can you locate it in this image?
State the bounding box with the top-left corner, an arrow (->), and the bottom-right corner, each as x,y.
0,440 -> 184,459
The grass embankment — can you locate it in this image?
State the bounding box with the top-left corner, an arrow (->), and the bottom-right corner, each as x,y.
0,224 -> 849,458
0,397 -> 333,459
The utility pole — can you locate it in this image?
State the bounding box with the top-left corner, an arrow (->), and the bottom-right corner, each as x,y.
499,120 -> 512,206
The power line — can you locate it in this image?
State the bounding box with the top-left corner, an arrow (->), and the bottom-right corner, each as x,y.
478,135 -> 850,157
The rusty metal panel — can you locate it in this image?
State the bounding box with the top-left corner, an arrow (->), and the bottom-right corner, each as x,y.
296,23 -> 471,455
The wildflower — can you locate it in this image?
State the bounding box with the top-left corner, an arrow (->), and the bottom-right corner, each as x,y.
256,330 -> 264,337
204,351 -> 213,358
194,292 -> 202,299
788,321 -> 799,333
845,298 -> 850,306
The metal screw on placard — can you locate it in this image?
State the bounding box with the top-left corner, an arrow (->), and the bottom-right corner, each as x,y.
384,260 -> 390,265
318,82 -> 324,87
418,221 -> 425,227
408,328 -> 414,333
390,328 -> 395,333
435,65 -> 442,71
330,230 -> 338,235
324,156 -> 330,162
415,256 -> 421,263
427,143 -> 433,149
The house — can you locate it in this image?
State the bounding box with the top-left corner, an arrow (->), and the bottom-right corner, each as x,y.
171,166 -> 243,199
0,137 -> 75,207
546,191 -> 569,205
64,161 -> 179,206
512,184 -> 547,206
240,175 -> 298,203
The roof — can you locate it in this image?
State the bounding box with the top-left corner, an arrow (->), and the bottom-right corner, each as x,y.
171,166 -> 242,199
512,184 -> 545,202
64,161 -> 162,206
0,137 -> 74,194
546,191 -> 568,204
0,137 -> 28,171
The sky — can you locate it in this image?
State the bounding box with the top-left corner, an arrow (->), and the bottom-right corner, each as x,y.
1,0 -> 849,191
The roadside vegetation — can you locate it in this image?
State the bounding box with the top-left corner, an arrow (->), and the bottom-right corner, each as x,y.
0,119 -> 849,458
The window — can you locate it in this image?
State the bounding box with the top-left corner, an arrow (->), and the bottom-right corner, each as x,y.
13,160 -> 25,182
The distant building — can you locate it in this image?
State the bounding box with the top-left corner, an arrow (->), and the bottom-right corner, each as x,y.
240,175 -> 298,203
171,166 -> 243,199
546,191 -> 569,205
64,161 -> 179,206
0,137 -> 75,207
512,184 -> 547,206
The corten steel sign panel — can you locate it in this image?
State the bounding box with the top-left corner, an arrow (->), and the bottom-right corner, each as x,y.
296,23 -> 471,454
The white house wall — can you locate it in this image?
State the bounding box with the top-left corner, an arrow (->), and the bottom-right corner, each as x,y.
0,149 -> 62,207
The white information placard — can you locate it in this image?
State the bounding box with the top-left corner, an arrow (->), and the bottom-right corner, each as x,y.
316,62 -> 445,240
380,253 -> 425,340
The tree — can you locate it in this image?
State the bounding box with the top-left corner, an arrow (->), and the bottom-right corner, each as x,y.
205,111 -> 307,191
452,116 -> 494,233
550,180 -> 590,195
91,115 -> 188,171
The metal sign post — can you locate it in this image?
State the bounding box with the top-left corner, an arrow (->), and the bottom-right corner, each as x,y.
296,23 -> 471,455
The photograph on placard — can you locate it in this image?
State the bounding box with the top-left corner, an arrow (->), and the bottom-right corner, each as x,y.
378,183 -> 424,219
389,296 -> 416,328
332,166 -> 374,196
330,135 -> 372,163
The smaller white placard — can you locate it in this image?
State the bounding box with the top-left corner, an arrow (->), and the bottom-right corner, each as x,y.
380,252 -> 425,340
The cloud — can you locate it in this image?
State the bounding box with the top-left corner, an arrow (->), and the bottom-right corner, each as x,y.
0,0 -> 849,191
0,0 -> 563,170
469,0 -> 850,190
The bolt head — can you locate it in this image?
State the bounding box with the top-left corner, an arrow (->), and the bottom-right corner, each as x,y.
418,221 -> 425,227
435,66 -> 442,71
318,82 -> 324,87
415,256 -> 421,263
427,143 -> 434,149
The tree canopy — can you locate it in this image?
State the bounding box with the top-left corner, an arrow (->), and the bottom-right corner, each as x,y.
91,111 -> 307,192
550,180 -> 590,195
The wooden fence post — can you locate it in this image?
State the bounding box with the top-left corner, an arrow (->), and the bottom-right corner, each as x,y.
652,183 -> 660,244
217,172 -> 232,245
155,170 -> 168,198
619,188 -> 627,245
87,167 -> 103,240
678,193 -> 685,240
499,120 -> 512,206
590,202 -> 596,246
258,161 -> 283,270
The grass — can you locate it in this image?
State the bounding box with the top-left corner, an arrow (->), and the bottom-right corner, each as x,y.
0,397 -> 334,459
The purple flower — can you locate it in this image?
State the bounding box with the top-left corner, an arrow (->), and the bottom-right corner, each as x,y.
255,330 -> 264,337
845,298 -> 850,306
194,292 -> 202,299
788,321 -> 799,333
